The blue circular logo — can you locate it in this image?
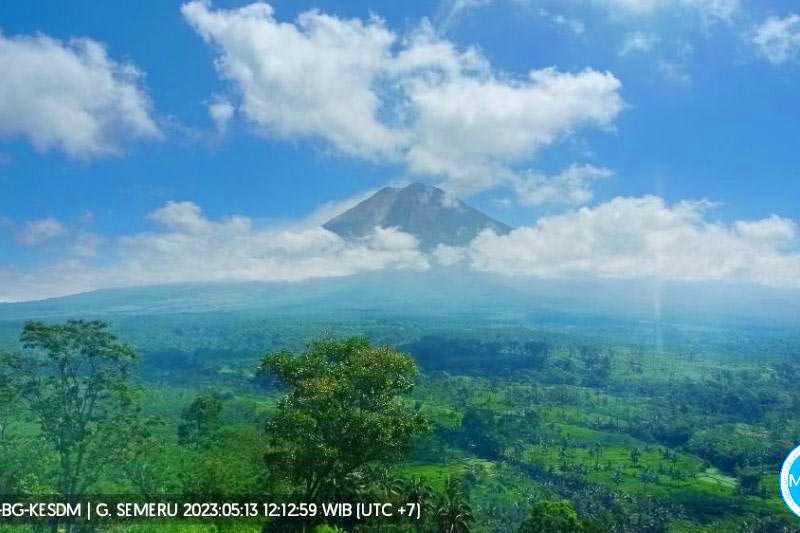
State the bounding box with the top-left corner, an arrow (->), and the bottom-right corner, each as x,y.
781,445 -> 800,517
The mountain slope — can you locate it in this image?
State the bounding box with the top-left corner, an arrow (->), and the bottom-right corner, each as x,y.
2,271 -> 798,330
323,182 -> 512,248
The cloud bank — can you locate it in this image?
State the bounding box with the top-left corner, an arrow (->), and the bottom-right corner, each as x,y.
0,201 -> 429,302
467,196 -> 800,287
2,195 -> 800,302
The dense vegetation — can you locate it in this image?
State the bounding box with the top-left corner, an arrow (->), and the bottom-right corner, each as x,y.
1,313 -> 799,532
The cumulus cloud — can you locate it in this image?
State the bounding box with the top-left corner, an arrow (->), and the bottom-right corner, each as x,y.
466,196 -> 800,287
182,1 -> 402,159
3,195 -> 800,302
511,164 -> 613,206
0,202 -> 429,301
120,201 -> 429,284
734,215 -> 798,244
404,67 -> 622,194
433,244 -> 468,266
0,32 -> 160,158
182,1 -> 623,200
16,218 -> 66,246
753,14 -> 800,64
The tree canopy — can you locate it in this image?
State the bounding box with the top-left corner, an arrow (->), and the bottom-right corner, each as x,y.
260,337 -> 429,501
3,320 -> 142,497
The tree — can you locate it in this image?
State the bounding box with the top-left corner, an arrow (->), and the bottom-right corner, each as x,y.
736,466 -> 763,496
579,347 -> 613,388
260,337 -> 429,502
0,353 -> 18,443
182,425 -> 267,497
630,447 -> 642,469
117,421 -> 183,497
0,353 -> 45,494
458,408 -> 504,459
518,500 -> 584,533
591,443 -> 604,470
2,320 -> 142,498
436,478 -> 473,533
177,391 -> 225,447
403,476 -> 435,513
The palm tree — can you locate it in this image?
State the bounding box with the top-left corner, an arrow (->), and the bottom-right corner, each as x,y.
349,465 -> 403,501
630,447 -> 642,469
436,477 -> 474,533
591,443 -> 603,470
404,476 -> 434,509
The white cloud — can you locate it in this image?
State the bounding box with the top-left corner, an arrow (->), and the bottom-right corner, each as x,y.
368,226 -> 420,251
404,67 -> 622,194
182,1 -> 402,159
16,218 -> 66,246
735,215 -> 798,244
539,9 -> 585,35
0,202 -> 429,301
619,31 -> 659,55
682,0 -> 740,21
512,164 -> 613,206
437,0 -> 493,33
182,2 -> 624,201
3,196 -> 800,302
600,0 -> 739,21
657,60 -> 692,85
433,244 -> 468,266
466,196 -> 800,287
753,14 -> 800,64
71,233 -> 105,258
441,0 -> 739,22
148,201 -> 218,234
208,98 -> 235,133
117,205 -> 428,285
0,32 -> 160,158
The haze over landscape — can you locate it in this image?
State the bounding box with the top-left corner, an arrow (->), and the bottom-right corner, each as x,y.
2,183 -> 798,330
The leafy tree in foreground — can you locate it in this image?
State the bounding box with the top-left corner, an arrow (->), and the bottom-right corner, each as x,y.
2,320 -> 142,498
0,353 -> 18,443
260,337 -> 429,502
0,352 -> 36,493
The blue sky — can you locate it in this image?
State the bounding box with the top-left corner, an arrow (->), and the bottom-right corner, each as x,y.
1,0 -> 799,301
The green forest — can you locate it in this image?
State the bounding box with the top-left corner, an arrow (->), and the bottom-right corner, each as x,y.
1,312 -> 799,532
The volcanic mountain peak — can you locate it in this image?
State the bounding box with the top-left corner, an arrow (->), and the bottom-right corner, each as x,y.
323,183 -> 512,249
